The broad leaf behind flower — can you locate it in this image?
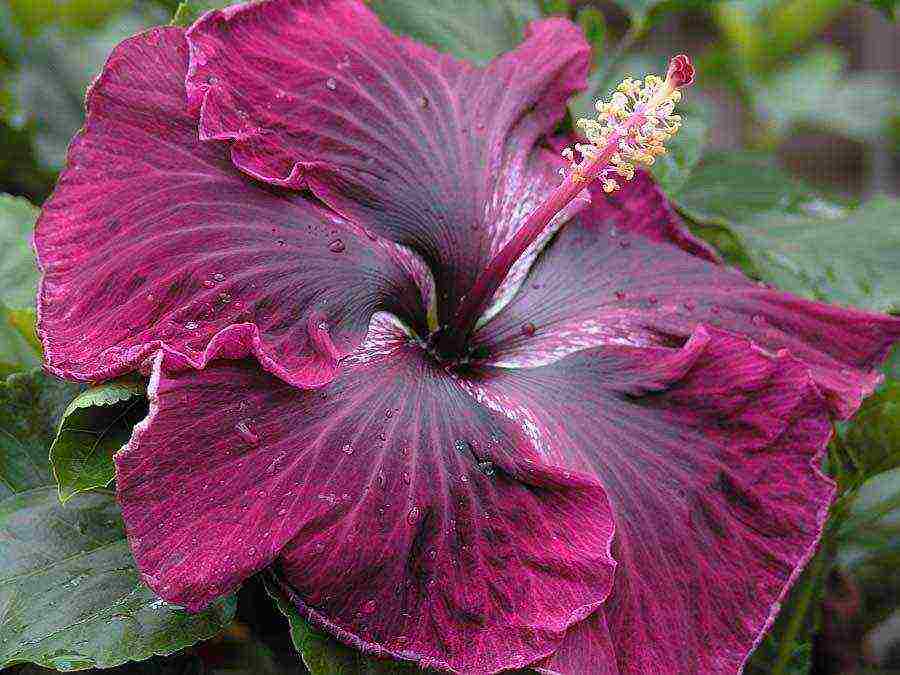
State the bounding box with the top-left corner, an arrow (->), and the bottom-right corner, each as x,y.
0,370 -> 235,670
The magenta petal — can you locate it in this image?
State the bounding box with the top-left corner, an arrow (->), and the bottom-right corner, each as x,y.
35,26 -> 427,387
475,177 -> 900,418
480,327 -> 835,672
117,316 -> 616,672
534,611 -> 619,675
184,0 -> 590,323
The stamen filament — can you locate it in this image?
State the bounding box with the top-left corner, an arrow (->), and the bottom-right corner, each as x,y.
435,55 -> 694,356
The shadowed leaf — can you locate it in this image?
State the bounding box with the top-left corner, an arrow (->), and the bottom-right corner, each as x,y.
50,379 -> 147,503
675,152 -> 900,313
0,194 -> 38,309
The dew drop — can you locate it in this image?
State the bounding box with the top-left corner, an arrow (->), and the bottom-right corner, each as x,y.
402,471 -> 411,485
235,421 -> 259,445
184,321 -> 199,331
325,77 -> 337,91
328,238 -> 345,253
213,272 -> 225,282
315,542 -> 326,553
477,460 -> 496,477
202,279 -> 215,288
618,239 -> 631,249
342,443 -> 353,455
385,408 -> 394,419
418,96 -> 429,109
455,439 -> 470,453
751,314 -> 765,326
406,506 -> 421,525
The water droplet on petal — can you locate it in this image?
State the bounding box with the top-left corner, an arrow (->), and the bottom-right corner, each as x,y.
477,460 -> 495,477
683,299 -> 696,311
751,314 -> 765,326
235,420 -> 259,445
213,272 -> 225,282
185,321 -> 199,331
418,96 -> 429,109
328,238 -> 345,253
342,443 -> 353,455
407,506 -> 421,525
402,471 -> 411,485
325,77 -> 337,91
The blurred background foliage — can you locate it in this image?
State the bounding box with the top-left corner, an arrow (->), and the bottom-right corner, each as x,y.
0,0 -> 897,674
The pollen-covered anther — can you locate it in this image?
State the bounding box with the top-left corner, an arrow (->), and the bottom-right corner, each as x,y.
561,55 -> 693,194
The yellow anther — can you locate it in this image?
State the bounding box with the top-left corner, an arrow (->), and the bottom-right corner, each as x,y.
561,55 -> 694,195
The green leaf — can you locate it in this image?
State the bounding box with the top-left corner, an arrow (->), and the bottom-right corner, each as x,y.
576,7 -> 606,55
540,0 -> 572,16
0,194 -> 38,309
170,0 -> 233,27
7,12 -> 155,170
5,0 -> 133,36
0,371 -> 234,670
0,486 -> 237,671
650,96 -> 710,195
757,47 -> 898,144
369,0 -> 541,65
674,152 -> 900,313
836,380 -> 900,484
616,0 -> 726,29
0,303 -> 40,377
265,580 -> 418,674
862,0 -> 896,18
0,369 -> 82,498
50,379 -> 147,503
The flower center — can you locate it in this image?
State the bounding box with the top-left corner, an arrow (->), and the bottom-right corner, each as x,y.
432,55 -> 695,358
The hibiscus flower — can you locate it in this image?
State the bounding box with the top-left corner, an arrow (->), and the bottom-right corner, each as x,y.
34,0 -> 899,673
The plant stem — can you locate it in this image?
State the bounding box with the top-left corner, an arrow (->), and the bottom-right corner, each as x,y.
771,547 -> 828,675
